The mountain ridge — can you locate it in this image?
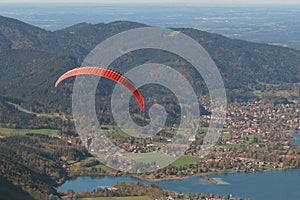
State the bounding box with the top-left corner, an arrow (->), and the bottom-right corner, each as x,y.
0,15 -> 299,124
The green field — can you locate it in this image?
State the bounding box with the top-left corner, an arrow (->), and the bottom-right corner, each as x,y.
80,196 -> 151,200
7,102 -> 67,120
121,152 -> 177,168
70,157 -> 115,173
132,114 -> 150,122
243,134 -> 262,142
221,131 -> 231,140
0,127 -> 59,137
171,155 -> 204,167
220,143 -> 243,149
252,82 -> 299,99
101,125 -> 135,138
252,89 -> 296,98
120,153 -> 204,168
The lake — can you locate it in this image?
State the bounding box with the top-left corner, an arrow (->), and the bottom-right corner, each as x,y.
58,169 -> 300,199
293,131 -> 300,146
58,131 -> 300,200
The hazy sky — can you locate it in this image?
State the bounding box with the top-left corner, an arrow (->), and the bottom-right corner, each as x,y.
0,0 -> 299,4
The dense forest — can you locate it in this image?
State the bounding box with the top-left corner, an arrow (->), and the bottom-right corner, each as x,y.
0,134 -> 89,200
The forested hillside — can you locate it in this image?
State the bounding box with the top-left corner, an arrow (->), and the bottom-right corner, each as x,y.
0,16 -> 299,108
0,134 -> 89,199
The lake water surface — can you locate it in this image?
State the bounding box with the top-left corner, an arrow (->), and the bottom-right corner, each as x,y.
58,169 -> 300,199
58,132 -> 300,200
293,131 -> 300,146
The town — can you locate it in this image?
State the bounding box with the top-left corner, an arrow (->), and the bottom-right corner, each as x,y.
65,99 -> 299,181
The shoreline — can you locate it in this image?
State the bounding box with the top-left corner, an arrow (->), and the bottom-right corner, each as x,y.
60,162 -> 300,190
130,171 -> 218,182
64,166 -> 299,185
200,177 -> 218,184
57,168 -> 300,196
199,177 -> 230,185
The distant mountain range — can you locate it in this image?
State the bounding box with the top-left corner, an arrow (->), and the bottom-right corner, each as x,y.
0,15 -> 299,123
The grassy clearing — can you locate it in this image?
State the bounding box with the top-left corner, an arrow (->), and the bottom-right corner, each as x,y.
80,196 -> 151,200
0,127 -> 59,137
250,146 -> 267,152
132,114 -> 150,122
162,128 -> 177,135
94,164 -> 115,172
120,154 -> 204,168
7,102 -> 67,120
256,81 -> 280,87
69,157 -> 115,174
244,134 -> 262,142
88,162 -> 115,174
252,90 -> 263,98
101,125 -> 136,138
121,152 -> 177,167
220,143 -> 243,149
252,82 -> 299,99
119,129 -> 141,137
171,155 -> 204,167
253,89 -> 297,99
221,131 -> 231,140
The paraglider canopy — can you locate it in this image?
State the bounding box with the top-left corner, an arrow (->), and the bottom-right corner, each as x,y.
55,66 -> 144,110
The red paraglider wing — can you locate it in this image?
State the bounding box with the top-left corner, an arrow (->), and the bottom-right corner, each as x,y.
55,67 -> 144,110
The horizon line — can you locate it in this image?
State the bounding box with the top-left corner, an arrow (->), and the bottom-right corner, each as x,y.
0,1 -> 300,5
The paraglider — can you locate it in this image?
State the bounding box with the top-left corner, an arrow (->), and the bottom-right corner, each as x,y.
55,67 -> 144,110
